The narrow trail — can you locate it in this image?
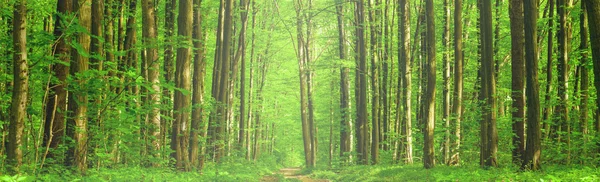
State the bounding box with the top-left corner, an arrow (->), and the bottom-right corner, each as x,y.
261,167 -> 329,182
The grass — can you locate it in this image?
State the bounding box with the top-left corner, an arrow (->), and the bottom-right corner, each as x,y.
1,157 -> 282,182
311,164 -> 600,181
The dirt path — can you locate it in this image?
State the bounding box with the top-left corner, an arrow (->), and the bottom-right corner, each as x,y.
261,167 -> 329,182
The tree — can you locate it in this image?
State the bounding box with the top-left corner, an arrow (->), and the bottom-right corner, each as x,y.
367,0 -> 380,165
141,0 -> 161,163
336,0 -> 352,162
579,0 -> 590,136
237,0 -> 250,151
480,0 -> 498,168
67,0 -> 91,173
509,0 -> 525,165
398,0 -> 413,164
43,0 -> 72,161
449,0 -> 463,166
555,0 -> 571,158
354,0 -> 369,165
523,0 -> 542,170
442,0 -> 451,165
190,0 -> 206,169
7,0 -> 27,172
423,0 -> 436,169
585,0 -> 600,148
172,0 -> 193,171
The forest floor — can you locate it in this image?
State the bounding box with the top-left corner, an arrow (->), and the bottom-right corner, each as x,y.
261,167 -> 329,182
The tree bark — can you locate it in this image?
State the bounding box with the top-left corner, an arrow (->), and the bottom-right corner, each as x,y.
67,0 -> 91,173
509,0 -> 525,166
7,0 -> 27,172
190,0 -> 206,168
523,0 -> 542,170
579,1 -> 589,136
449,0 -> 462,166
354,0 -> 369,165
172,0 -> 193,171
336,0 -> 352,162
43,0 -> 72,161
398,0 -> 413,165
141,0 -> 161,164
442,0 -> 451,165
368,0 -> 380,165
480,0 -> 498,168
423,0 -> 436,169
584,0 -> 600,155
542,0 -> 554,139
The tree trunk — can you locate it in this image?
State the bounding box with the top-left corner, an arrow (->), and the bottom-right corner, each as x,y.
555,0 -> 570,159
442,0 -> 451,165
7,0 -> 27,172
480,0 -> 498,168
162,0 -> 176,152
67,0 -> 91,173
584,0 -> 600,155
449,0 -> 462,166
368,0 -> 380,165
398,0 -> 413,165
423,0 -> 436,169
190,0 -> 205,168
141,0 -> 161,164
354,0 -> 369,165
509,0 -> 525,166
523,0 -> 542,170
542,0 -> 554,139
336,0 -> 352,162
237,0 -> 250,151
43,0 -> 72,162
172,0 -> 194,171
579,1 -> 589,137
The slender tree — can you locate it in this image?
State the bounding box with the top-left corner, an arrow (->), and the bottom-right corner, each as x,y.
43,0 -> 72,161
354,0 -> 369,165
442,0 -> 451,165
480,0 -> 498,168
585,0 -> 600,147
509,0 -> 525,165
141,0 -> 161,163
449,0 -> 463,166
336,0 -> 352,162
7,0 -> 27,172
67,0 -> 91,173
398,0 -> 413,164
190,0 -> 206,169
579,0 -> 589,136
172,0 -> 193,171
423,0 -> 436,169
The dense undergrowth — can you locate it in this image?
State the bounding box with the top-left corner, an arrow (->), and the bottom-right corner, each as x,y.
310,164 -> 600,181
0,156 -> 282,182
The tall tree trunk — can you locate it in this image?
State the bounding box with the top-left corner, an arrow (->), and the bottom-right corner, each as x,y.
7,0 -> 27,172
237,0 -> 249,150
556,0 -> 570,159
523,0 -> 542,170
190,0 -> 205,168
442,0 -> 451,165
67,0 -> 91,173
584,0 -> 600,155
398,0 -> 413,165
480,0 -> 498,168
423,0 -> 436,169
43,0 -> 72,162
509,0 -> 525,166
162,0 -> 176,152
141,0 -> 161,164
246,0 -> 257,160
579,1 -> 589,137
172,0 -> 194,171
368,0 -> 380,165
354,0 -> 369,165
542,0 -> 554,139
336,0 -> 352,162
449,0 -> 462,166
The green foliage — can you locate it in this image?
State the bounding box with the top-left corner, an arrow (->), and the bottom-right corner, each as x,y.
313,164 -> 600,182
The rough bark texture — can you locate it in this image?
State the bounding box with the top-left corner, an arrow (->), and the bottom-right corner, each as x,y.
509,0 -> 525,166
423,0 -> 436,169
8,0 -> 27,172
579,1 -> 589,136
523,0 -> 542,171
555,0 -> 570,151
368,0 -> 380,165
